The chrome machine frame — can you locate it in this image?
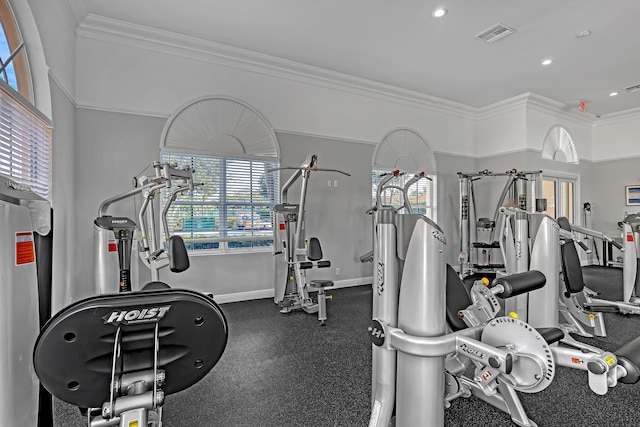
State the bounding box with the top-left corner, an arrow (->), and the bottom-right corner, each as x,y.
94,161 -> 195,294
272,154 -> 350,324
458,169 -> 543,277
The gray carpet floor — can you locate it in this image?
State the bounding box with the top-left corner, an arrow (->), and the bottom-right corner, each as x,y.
53,266 -> 640,426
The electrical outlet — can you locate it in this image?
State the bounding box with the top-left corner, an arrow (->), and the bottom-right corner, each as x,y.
327,180 -> 332,187
335,267 -> 340,276
333,179 -> 339,188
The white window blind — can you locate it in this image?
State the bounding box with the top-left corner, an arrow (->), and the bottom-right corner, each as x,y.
372,170 -> 438,222
0,82 -> 52,199
161,152 -> 279,252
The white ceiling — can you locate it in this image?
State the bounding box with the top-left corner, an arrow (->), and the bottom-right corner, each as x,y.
67,0 -> 640,117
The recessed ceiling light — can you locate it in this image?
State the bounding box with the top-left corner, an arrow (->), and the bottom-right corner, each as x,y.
542,59 -> 552,66
576,30 -> 592,38
609,92 -> 619,96
432,7 -> 447,18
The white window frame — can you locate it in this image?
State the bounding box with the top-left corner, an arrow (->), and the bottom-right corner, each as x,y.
0,0 -> 51,199
160,152 -> 279,254
372,169 -> 438,222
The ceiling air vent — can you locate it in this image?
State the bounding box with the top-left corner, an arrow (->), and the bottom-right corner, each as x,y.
624,84 -> 640,93
475,23 -> 516,43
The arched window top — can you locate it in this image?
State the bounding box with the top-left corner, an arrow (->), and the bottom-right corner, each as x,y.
0,0 -> 30,100
542,125 -> 579,164
160,96 -> 280,160
373,128 -> 437,174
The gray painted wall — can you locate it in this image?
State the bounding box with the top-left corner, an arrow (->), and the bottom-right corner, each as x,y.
74,108 -> 166,302
70,109 -> 375,302
591,155 -> 640,262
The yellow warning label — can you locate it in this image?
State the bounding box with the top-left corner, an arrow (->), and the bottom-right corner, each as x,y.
605,355 -> 616,366
129,422 -> 139,427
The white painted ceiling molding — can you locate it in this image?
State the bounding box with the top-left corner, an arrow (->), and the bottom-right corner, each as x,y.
160,96 -> 280,160
541,125 -> 579,164
373,128 -> 437,173
76,14 -> 476,120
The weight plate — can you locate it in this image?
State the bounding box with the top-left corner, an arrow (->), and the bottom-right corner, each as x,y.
481,317 -> 555,393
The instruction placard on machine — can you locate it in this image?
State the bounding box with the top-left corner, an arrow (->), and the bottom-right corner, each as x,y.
15,231 -> 35,265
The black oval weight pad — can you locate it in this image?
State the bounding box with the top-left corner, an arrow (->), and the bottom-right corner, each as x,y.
33,288 -> 228,408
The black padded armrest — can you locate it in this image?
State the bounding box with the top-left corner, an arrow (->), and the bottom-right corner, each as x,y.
492,270 -> 546,298
299,262 -> 313,269
317,260 -> 331,268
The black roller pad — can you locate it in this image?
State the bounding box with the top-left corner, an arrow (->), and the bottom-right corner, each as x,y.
33,289 -> 228,408
616,335 -> 640,384
492,270 -> 546,298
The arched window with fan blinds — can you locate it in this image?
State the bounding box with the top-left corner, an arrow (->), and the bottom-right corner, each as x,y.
0,0 -> 52,199
160,96 -> 280,253
372,128 -> 438,221
542,125 -> 579,164
540,125 -> 580,222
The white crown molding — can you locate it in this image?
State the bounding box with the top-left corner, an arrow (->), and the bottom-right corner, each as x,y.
592,106 -> 640,127
432,149 -> 477,160
591,152 -> 640,163
476,92 -> 597,126
525,93 -> 596,125
76,14 -> 478,120
476,93 -> 530,120
60,0 -> 86,30
76,103 -> 170,119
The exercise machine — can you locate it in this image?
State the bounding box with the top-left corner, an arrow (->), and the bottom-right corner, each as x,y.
33,285 -> 228,427
271,154 -> 350,324
94,161 -> 194,294
621,213 -> 640,303
556,217 -> 640,336
0,174 -> 53,426
369,209 -> 640,426
498,207 -> 640,375
359,170 -> 430,264
368,170 -> 432,407
458,169 -> 543,277
370,180 -> 557,426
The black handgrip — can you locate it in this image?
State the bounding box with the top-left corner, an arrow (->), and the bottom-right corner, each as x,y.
612,240 -> 623,250
578,241 -> 589,252
491,270 -> 546,298
299,261 -> 313,269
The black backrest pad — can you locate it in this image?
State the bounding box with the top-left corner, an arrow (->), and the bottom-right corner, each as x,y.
557,216 -> 572,231
560,240 -> 585,294
33,289 -> 228,408
446,264 -> 471,332
307,237 -> 323,261
169,235 -> 190,272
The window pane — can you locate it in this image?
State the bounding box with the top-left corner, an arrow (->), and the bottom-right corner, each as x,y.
161,152 -> 279,252
541,179 -> 556,218
0,84 -> 52,199
372,170 -> 437,222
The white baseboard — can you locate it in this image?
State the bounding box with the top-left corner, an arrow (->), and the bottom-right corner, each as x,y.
213,276 -> 373,304
329,276 -> 373,289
